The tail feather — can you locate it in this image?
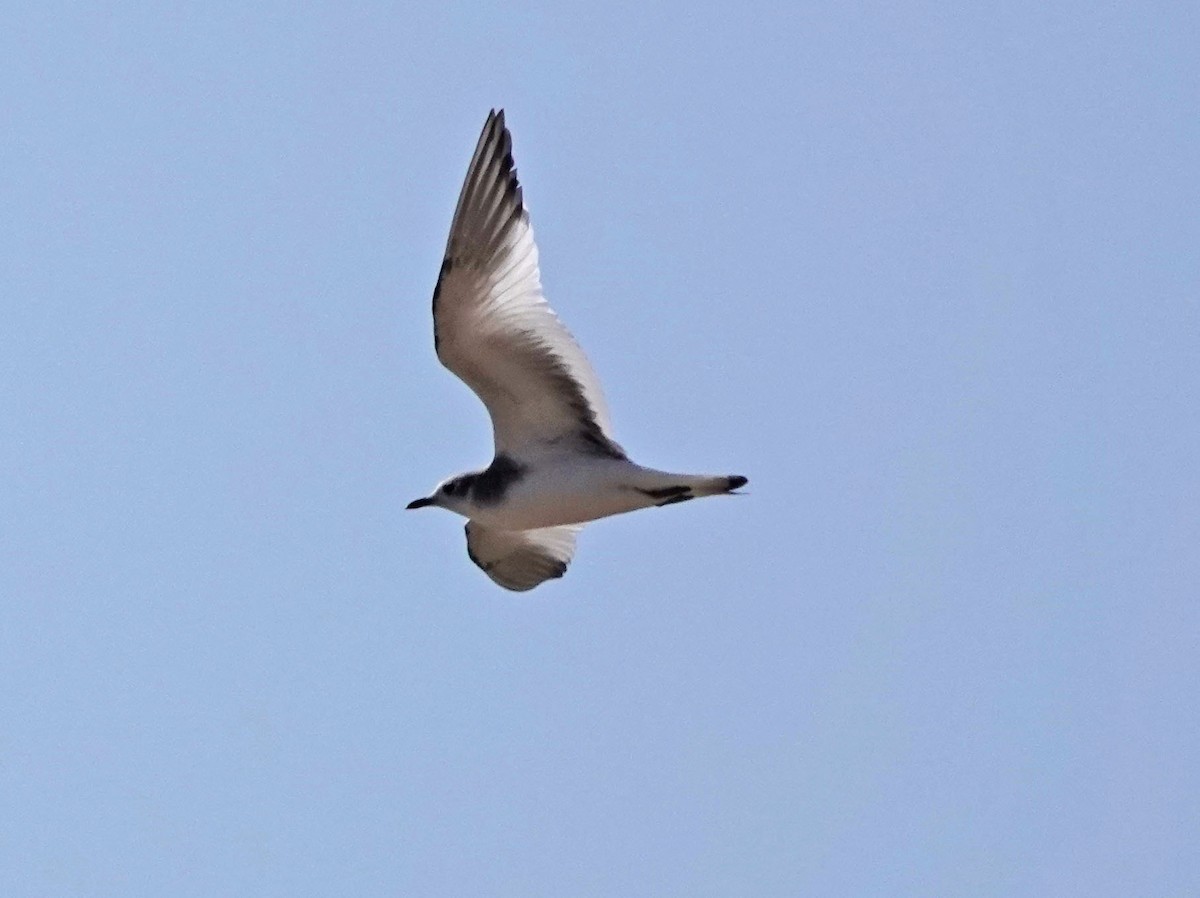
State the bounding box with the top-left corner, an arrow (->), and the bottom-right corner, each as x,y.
686,474 -> 747,496
636,473 -> 748,507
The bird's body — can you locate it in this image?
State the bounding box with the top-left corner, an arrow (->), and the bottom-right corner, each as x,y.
409,110 -> 747,591
444,452 -> 744,532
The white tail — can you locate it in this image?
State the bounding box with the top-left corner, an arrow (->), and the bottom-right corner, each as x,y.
631,469 -> 748,507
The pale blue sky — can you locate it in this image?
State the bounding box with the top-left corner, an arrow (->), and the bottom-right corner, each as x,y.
2,2 -> 1197,895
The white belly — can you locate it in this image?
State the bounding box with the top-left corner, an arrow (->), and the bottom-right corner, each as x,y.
468,458 -> 655,530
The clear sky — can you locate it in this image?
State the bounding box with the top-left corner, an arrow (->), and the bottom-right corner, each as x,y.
2,2 -> 1197,895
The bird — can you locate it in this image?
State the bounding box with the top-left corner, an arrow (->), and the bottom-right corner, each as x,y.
408,110 -> 747,591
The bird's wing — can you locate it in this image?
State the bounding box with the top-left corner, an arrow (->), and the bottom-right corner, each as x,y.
464,521 -> 582,592
431,110 -> 623,460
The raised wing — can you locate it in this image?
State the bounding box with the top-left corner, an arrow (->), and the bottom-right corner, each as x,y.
464,521 -> 582,592
432,110 -> 623,460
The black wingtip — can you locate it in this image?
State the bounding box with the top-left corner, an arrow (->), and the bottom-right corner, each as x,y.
727,475 -> 748,491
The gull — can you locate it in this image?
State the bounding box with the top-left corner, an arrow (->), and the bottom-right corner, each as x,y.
408,110 -> 747,591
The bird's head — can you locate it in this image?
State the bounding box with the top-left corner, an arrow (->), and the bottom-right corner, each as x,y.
407,474 -> 475,515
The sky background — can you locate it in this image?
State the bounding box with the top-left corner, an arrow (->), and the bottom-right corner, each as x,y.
2,2 -> 1197,895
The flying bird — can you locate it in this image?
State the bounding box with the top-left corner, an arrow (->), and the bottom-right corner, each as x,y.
408,110 -> 747,591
